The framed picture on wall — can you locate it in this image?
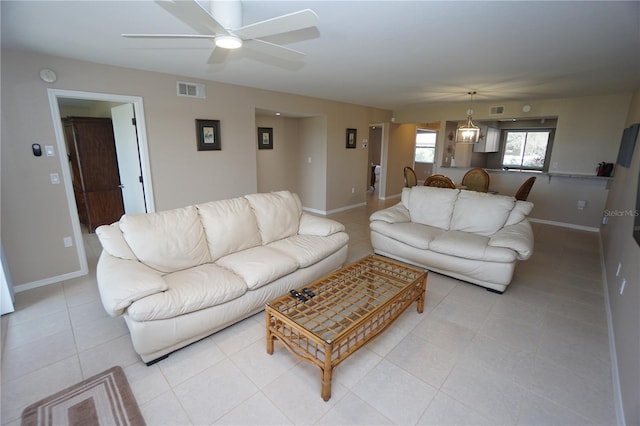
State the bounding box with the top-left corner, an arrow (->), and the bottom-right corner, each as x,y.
346,128 -> 357,149
196,119 -> 221,151
257,127 -> 273,150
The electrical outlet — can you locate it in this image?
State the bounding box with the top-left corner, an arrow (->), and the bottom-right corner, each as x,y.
351,187 -> 355,194
63,236 -> 73,247
50,173 -> 60,185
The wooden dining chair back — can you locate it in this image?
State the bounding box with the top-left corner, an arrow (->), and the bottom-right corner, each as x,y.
515,176 -> 536,201
403,166 -> 418,187
462,168 -> 490,192
423,174 -> 456,189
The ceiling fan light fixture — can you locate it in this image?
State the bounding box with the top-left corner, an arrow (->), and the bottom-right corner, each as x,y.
455,91 -> 480,143
215,35 -> 242,49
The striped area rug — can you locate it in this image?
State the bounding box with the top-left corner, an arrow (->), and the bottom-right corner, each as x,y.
21,366 -> 145,426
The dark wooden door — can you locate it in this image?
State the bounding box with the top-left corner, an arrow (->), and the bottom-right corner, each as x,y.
64,117 -> 124,232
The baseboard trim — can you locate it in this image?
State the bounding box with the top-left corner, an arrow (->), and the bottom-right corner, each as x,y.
598,234 -> 625,426
529,217 -> 600,232
303,202 -> 368,216
13,270 -> 86,293
379,193 -> 401,201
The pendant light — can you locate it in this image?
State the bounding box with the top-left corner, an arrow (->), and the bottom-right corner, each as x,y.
455,91 -> 480,143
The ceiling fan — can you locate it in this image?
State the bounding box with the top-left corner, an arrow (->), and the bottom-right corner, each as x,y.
122,0 -> 319,63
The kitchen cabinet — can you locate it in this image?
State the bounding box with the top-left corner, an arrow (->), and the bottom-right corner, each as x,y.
474,127 -> 500,153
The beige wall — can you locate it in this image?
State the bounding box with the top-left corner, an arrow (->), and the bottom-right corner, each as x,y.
256,114 -> 301,195
394,94 -> 632,229
1,49 -> 390,287
600,89 -> 640,426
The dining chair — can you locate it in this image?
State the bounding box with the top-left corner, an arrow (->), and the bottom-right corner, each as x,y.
423,174 -> 456,189
403,166 -> 417,187
462,168 -> 490,192
515,176 -> 537,201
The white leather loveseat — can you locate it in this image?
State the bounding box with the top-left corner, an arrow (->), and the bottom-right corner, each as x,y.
96,191 -> 348,364
370,186 -> 534,293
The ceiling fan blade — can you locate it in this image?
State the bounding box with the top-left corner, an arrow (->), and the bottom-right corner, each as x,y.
244,39 -> 306,62
122,34 -> 216,39
233,9 -> 318,40
155,0 -> 229,36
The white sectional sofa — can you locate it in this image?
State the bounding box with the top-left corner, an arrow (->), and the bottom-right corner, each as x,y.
370,186 -> 534,293
96,191 -> 348,364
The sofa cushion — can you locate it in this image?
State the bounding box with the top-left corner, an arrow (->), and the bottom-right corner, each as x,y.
409,186 -> 460,230
450,191 -> 516,236
245,191 -> 301,244
196,197 -> 262,261
505,200 -> 534,226
216,246 -> 298,290
95,223 -> 136,260
119,206 -> 211,273
370,221 -> 443,250
401,187 -> 411,209
268,233 -> 349,268
298,213 -> 346,236
126,264 -> 247,321
370,203 -> 411,224
429,231 -> 517,262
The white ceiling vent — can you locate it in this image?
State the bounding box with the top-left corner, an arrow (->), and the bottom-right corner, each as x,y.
177,81 -> 205,99
489,106 -> 505,115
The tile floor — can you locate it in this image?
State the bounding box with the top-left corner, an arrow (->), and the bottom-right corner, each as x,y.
1,194 -> 616,425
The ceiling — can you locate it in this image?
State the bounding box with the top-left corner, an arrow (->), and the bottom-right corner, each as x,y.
2,1 -> 639,110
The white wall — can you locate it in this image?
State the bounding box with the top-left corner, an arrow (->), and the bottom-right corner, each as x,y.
600,89 -> 640,426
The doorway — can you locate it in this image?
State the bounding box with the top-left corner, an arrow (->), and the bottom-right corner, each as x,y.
47,89 -> 155,274
368,124 -> 384,199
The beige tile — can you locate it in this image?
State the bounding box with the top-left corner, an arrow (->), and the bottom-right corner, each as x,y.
517,391 -> 593,426
262,361 -> 348,424
0,356 -> 82,424
1,329 -> 77,383
173,358 -> 258,425
529,356 -> 615,424
352,359 -> 437,425
317,392 -> 392,425
441,359 -> 527,424
138,390 -> 192,426
387,334 -> 457,388
417,391 -> 495,425
215,392 -> 293,425
231,339 -> 301,389
157,335 -> 226,387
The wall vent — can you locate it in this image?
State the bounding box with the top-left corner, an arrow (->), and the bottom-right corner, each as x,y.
489,106 -> 505,115
177,81 -> 205,99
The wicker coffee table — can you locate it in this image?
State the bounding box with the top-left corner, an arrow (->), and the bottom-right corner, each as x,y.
265,255 -> 427,401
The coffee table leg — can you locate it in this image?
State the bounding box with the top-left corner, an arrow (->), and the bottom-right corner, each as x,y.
265,311 -> 274,355
320,343 -> 333,401
417,277 -> 426,314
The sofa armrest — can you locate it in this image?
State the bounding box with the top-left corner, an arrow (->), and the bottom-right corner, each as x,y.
369,203 -> 411,224
96,252 -> 168,317
298,212 -> 345,236
488,220 -> 534,260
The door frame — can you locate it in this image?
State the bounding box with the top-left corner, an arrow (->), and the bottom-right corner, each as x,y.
47,89 -> 155,275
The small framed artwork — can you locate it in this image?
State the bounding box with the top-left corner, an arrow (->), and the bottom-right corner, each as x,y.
257,127 -> 273,150
346,128 -> 357,149
196,119 -> 221,151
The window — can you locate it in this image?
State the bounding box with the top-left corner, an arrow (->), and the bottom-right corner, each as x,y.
415,129 -> 436,163
502,130 -> 552,171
